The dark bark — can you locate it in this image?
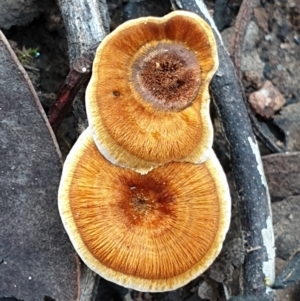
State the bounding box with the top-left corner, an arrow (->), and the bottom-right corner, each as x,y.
171,0 -> 275,300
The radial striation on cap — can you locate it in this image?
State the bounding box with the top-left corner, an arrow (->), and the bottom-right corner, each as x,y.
86,10 -> 219,172
58,129 -> 231,292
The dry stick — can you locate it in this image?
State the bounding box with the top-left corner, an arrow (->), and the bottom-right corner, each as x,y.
172,0 -> 275,300
230,0 -> 253,80
49,0 -> 110,133
229,0 -> 283,154
57,0 -> 109,66
48,46 -> 97,132
54,0 -> 110,300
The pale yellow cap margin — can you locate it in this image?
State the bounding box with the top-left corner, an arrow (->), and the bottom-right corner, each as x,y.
85,10 -> 219,174
58,128 -> 231,292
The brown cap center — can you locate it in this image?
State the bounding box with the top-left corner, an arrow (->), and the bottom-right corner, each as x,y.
116,176 -> 176,227
132,43 -> 201,111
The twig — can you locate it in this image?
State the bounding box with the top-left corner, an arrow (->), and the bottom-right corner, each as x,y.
230,0 -> 253,80
48,45 -> 97,132
272,249 -> 300,289
228,0 -> 285,154
171,0 -> 275,300
249,113 -> 285,153
52,0 -> 110,134
56,0 -> 109,66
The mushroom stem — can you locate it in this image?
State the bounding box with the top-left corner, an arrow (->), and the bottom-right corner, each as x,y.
171,0 -> 275,300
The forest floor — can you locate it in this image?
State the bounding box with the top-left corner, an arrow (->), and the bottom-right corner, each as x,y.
1,0 -> 300,300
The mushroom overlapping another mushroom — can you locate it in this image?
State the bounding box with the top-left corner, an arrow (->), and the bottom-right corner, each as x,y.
58,11 -> 231,293
86,11 -> 218,173
58,129 -> 231,292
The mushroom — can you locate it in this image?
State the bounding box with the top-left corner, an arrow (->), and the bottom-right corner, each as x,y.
86,11 -> 218,173
58,128 -> 231,292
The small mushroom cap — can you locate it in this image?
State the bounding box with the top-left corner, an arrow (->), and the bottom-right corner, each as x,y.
86,10 -> 218,172
58,128 -> 231,292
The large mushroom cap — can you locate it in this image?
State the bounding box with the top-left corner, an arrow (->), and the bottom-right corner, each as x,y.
86,10 -> 218,173
58,129 -> 231,292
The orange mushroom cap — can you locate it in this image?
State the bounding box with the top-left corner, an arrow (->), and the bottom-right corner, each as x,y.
58,128 -> 231,292
86,10 -> 218,173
